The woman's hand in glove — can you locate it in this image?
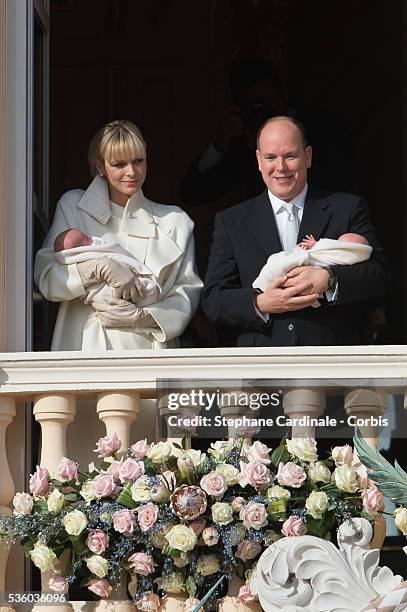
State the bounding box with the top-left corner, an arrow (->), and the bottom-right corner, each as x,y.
76,258 -> 143,302
92,296 -> 153,328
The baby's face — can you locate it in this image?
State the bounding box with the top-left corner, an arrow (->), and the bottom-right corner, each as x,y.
63,229 -> 92,249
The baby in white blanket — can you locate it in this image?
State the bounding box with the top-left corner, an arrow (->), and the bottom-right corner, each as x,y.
253,232 -> 372,304
54,228 -> 161,307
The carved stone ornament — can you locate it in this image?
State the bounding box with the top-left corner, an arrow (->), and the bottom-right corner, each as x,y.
251,518 -> 405,611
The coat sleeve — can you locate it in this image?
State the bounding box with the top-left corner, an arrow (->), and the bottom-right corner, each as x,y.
143,231 -> 203,342
34,196 -> 86,302
331,197 -> 389,304
201,211 -> 267,331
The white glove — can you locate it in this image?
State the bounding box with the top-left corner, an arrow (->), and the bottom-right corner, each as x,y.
92,296 -> 156,329
76,258 -> 145,303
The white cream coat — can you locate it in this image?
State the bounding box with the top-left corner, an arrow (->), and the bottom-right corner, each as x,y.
34,176 -> 203,350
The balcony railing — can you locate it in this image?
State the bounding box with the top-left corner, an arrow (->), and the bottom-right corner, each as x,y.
0,345 -> 406,608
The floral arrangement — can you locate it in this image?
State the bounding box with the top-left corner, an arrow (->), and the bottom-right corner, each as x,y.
0,434 -> 382,610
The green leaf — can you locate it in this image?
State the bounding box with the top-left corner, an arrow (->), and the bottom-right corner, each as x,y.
64,493 -> 79,502
235,559 -> 246,580
186,576 -> 197,597
172,443 -> 182,450
353,429 -> 407,504
116,482 -> 138,509
181,435 -> 188,451
271,444 -> 289,468
23,539 -> 34,558
162,544 -> 182,557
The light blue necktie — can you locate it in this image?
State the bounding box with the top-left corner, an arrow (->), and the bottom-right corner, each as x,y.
282,203 -> 299,252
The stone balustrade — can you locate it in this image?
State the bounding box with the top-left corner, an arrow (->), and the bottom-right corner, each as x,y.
0,345 -> 406,607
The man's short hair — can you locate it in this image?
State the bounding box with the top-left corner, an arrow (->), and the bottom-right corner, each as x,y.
256,116 -> 309,149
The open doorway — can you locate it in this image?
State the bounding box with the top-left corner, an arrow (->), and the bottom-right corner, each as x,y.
45,0 -> 406,348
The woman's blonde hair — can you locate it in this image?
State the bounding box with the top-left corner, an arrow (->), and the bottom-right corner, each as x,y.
88,120 -> 147,177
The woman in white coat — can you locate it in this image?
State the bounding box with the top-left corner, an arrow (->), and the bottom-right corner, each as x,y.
34,120 -> 203,350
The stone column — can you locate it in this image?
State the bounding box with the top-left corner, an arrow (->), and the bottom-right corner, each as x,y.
283,389 -> 325,438
33,394 -> 76,473
0,396 -> 16,603
96,392 -> 140,454
344,389 -> 387,448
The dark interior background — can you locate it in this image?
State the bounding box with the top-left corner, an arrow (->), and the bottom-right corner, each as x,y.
48,0 -> 406,345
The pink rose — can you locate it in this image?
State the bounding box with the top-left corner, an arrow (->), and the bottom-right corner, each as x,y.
189,517 -> 207,536
332,445 -> 353,467
240,460 -> 271,489
281,515 -> 307,537
88,579 -> 112,598
127,552 -> 156,575
352,449 -> 369,489
184,597 -> 200,612
48,575 -> 68,593
135,502 -> 159,531
86,529 -> 109,554
119,458 -> 145,483
362,485 -> 384,514
29,466 -> 50,497
246,440 -> 272,465
107,459 -> 123,481
240,501 -> 268,530
238,583 -> 257,603
231,497 -> 246,513
200,471 -> 227,498
13,492 -> 33,515
277,462 -> 306,488
135,592 -> 160,610
202,526 -> 220,546
94,474 -> 116,498
94,433 -> 121,458
235,539 -> 262,561
113,509 -> 137,535
131,439 -> 152,460
55,457 -> 78,482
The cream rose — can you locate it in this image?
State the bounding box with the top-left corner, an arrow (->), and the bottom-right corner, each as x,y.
308,461 -> 331,484
29,542 -> 56,572
331,444 -> 353,467
286,438 -> 318,463
208,440 -> 234,460
394,507 -> 407,535
47,489 -> 65,513
332,465 -> 358,493
305,491 -> 329,519
165,525 -> 197,552
131,476 -> 152,503
63,509 -> 88,536
211,502 -> 234,525
266,485 -> 291,500
216,463 -> 240,486
160,572 -> 185,593
86,554 -> 109,578
80,480 -> 98,503
197,554 -> 220,576
13,492 -> 33,515
147,441 -> 172,464
185,449 -> 205,467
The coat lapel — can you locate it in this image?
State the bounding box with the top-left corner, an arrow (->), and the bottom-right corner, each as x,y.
298,187 -> 332,242
248,191 -> 283,255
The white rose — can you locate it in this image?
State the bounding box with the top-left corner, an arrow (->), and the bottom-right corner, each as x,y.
216,463 -> 240,485
185,449 -> 205,467
332,465 -> 358,493
305,491 -> 329,519
286,438 -> 318,463
63,509 -> 88,536
208,440 -> 234,460
150,483 -> 170,503
165,525 -> 197,552
86,554 -> 109,578
246,440 -> 272,465
13,492 -> 33,515
80,480 -> 98,503
308,462 -> 331,484
266,485 -> 291,500
160,572 -> 184,593
29,543 -> 56,572
211,502 -> 233,526
131,476 -> 152,503
147,441 -> 172,464
228,522 -> 247,545
332,445 -> 353,467
47,489 -> 65,513
394,507 -> 407,535
197,554 -> 220,576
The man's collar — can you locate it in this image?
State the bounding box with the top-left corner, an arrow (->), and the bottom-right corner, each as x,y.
267,183 -> 308,214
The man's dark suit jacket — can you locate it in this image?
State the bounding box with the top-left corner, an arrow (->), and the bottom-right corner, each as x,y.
202,187 -> 388,346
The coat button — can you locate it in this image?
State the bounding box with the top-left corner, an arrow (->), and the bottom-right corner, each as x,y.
288,324 -> 294,331
129,211 -> 136,218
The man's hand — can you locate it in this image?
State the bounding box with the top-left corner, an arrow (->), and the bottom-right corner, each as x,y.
92,297 -> 146,328
255,276 -> 319,314
284,266 -> 330,296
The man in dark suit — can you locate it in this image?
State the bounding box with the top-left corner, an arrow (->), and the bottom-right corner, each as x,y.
202,116 -> 388,346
